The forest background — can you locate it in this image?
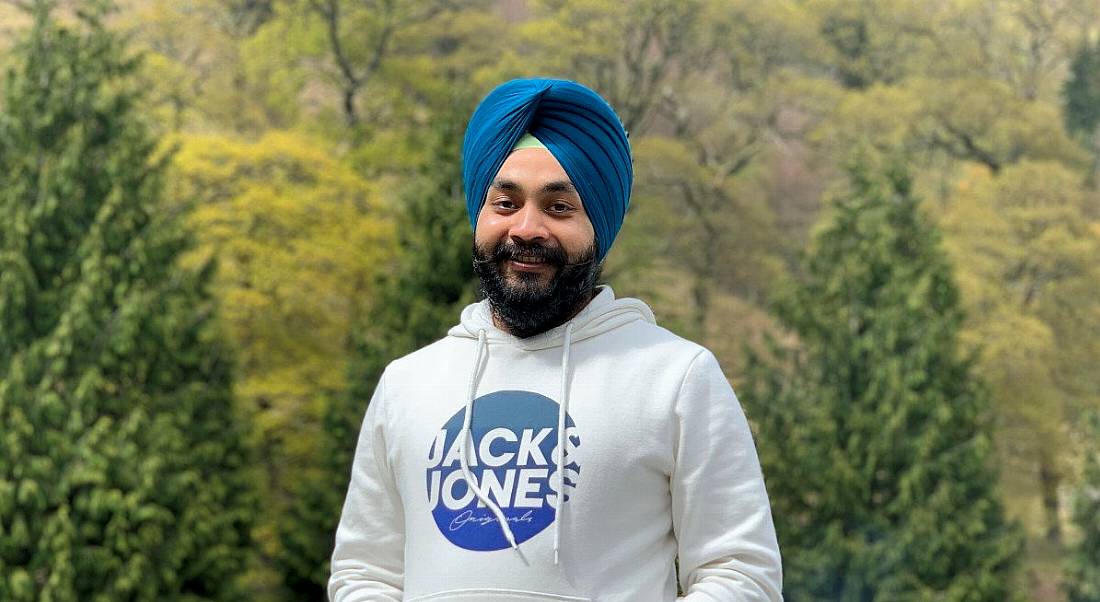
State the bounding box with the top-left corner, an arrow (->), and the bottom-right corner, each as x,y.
0,0 -> 1098,600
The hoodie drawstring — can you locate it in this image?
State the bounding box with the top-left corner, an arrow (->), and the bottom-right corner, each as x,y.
553,322 -> 574,565
459,329 -> 520,550
459,323 -> 577,563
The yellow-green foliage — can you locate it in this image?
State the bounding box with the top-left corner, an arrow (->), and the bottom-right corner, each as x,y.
939,160 -> 1100,543
165,130 -> 394,570
121,0 -> 277,133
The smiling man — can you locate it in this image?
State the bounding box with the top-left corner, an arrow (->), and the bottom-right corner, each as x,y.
328,78 -> 783,602
472,136 -> 600,339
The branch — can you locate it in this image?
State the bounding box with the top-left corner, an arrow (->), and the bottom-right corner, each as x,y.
936,121 -> 1003,173
310,0 -> 363,126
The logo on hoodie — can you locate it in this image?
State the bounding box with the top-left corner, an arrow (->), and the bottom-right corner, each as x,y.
426,390 -> 580,551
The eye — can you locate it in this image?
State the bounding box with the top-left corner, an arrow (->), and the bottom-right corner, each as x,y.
492,197 -> 518,210
547,201 -> 574,214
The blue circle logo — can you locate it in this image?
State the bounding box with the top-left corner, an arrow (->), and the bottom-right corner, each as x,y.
426,390 -> 581,551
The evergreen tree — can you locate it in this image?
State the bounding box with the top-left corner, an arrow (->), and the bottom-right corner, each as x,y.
1063,40 -> 1100,139
0,2 -> 256,600
1065,414 -> 1100,602
741,160 -> 1022,601
275,108 -> 476,598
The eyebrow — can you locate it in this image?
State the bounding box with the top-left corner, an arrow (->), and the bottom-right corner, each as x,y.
491,178 -> 577,195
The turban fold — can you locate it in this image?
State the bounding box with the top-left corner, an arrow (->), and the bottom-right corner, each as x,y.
462,78 -> 632,262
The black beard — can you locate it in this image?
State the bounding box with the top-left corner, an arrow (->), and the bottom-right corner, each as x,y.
472,239 -> 602,338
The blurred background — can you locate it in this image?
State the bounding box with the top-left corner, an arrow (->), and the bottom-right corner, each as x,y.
0,0 -> 1098,600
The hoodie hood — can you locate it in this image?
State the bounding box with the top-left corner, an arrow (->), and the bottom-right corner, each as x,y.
447,285 -> 656,350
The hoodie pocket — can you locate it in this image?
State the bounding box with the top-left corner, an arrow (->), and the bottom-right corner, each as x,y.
407,589 -> 592,602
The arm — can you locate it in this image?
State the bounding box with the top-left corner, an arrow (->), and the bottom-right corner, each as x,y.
671,351 -> 783,601
328,372 -> 405,601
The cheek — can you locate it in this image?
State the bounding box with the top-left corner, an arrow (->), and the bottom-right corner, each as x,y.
565,218 -> 596,250
474,208 -> 505,246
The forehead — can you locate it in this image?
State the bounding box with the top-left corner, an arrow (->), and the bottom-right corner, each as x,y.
492,148 -> 575,190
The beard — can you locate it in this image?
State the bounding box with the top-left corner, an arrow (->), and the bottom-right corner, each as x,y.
472,238 -> 602,339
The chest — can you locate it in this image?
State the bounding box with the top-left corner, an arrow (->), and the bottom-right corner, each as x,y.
385,350 -> 681,539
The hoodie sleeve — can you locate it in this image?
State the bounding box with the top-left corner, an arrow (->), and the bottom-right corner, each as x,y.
671,350 -> 783,601
328,372 -> 405,601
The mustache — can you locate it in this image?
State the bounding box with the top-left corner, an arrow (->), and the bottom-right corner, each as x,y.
472,241 -> 596,268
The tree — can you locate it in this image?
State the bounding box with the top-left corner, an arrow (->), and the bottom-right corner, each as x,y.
741,159 -> 1022,600
121,0 -> 279,134
305,0 -> 477,128
1063,39 -> 1100,180
963,0 -> 1090,102
595,0 -> 822,344
809,0 -> 942,90
166,130 -> 394,593
1064,40 -> 1100,138
1065,414 -> 1100,602
275,107 -> 477,598
938,161 -> 1100,549
629,134 -> 784,341
516,0 -> 701,134
0,2 -> 256,600
917,77 -> 1089,175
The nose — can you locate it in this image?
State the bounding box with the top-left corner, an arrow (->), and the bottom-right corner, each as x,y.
508,203 -> 550,243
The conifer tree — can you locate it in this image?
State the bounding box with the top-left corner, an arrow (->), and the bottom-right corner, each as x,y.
0,2 -> 256,600
741,160 -> 1022,601
276,109 -> 476,598
1065,414 -> 1100,602
1063,40 -> 1100,139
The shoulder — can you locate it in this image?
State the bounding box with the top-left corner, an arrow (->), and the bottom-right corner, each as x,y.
613,317 -> 738,393
611,318 -> 711,363
382,335 -> 471,382
590,319 -> 720,391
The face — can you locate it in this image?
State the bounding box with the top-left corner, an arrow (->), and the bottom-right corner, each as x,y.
473,148 -> 601,337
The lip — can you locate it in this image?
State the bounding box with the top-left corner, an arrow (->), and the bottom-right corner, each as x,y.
508,259 -> 552,272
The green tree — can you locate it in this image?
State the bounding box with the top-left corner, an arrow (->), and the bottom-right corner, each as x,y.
1063,39 -> 1100,181
275,107 -> 476,598
0,2 -> 256,600
741,160 -> 1022,601
1063,41 -> 1100,139
1065,415 -> 1100,602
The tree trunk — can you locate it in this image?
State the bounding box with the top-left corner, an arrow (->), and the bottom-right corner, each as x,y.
1038,449 -> 1062,545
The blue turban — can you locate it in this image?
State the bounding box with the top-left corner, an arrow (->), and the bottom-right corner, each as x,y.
462,78 -> 633,262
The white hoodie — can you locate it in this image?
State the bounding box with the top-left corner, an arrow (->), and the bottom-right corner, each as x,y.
328,286 -> 782,601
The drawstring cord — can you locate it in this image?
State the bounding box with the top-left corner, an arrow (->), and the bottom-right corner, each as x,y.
553,322 -> 574,565
459,323 -> 576,562
459,329 -> 520,549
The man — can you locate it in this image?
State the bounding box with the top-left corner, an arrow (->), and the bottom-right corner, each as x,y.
328,78 -> 783,601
